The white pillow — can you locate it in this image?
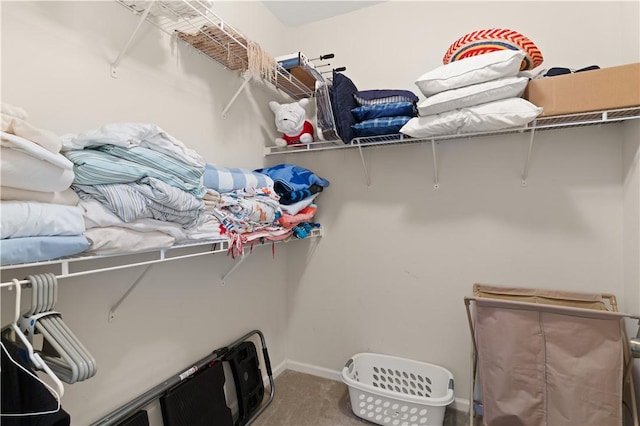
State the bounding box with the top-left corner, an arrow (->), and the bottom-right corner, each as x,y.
400,97 -> 542,138
417,76 -> 529,116
400,110 -> 467,138
415,50 -> 525,97
462,97 -> 542,132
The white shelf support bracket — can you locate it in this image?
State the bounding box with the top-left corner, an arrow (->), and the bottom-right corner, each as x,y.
110,3 -> 153,79
221,253 -> 249,285
357,142 -> 372,189
431,139 -> 439,189
222,72 -> 251,117
521,127 -> 537,187
60,261 -> 69,277
108,264 -> 152,322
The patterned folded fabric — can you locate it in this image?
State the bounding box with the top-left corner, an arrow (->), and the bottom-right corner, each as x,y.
354,89 -> 418,105
65,148 -> 206,197
352,116 -> 413,138
74,177 -> 204,228
254,164 -> 329,194
203,164 -> 273,193
278,205 -> 317,229
351,102 -> 417,122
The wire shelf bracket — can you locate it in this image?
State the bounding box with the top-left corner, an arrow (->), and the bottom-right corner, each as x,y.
108,264 -> 152,322
220,252 -> 249,285
521,126 -> 536,187
110,2 -> 153,78
431,138 -> 439,189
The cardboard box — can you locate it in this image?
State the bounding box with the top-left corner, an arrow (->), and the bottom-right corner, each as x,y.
523,63 -> 640,116
289,66 -> 317,91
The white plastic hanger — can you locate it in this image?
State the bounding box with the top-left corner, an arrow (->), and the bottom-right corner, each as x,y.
6,278 -> 65,398
27,274 -> 83,383
37,273 -> 96,381
20,273 -> 96,383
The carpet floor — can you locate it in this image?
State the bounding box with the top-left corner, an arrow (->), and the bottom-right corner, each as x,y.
252,370 -> 473,426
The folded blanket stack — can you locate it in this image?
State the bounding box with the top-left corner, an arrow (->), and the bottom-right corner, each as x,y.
1,116 -> 328,265
60,123 -> 223,254
254,163 -> 328,240
201,163 -> 284,251
350,89 -> 418,139
0,103 -> 89,265
329,71 -> 419,144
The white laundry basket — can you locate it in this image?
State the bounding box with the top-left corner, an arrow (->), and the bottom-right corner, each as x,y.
342,353 -> 454,426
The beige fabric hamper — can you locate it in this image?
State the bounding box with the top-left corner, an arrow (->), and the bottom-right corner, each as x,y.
465,285 -> 639,426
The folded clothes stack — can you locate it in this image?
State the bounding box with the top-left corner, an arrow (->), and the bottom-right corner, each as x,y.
0,103 -> 89,265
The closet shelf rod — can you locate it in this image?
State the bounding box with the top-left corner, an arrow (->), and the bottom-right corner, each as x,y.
0,246 -> 226,289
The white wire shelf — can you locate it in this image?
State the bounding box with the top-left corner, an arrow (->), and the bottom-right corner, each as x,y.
113,0 -> 314,100
264,106 -> 640,156
0,227 -> 323,288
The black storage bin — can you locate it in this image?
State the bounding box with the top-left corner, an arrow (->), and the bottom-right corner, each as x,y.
114,410 -> 149,426
224,341 -> 265,425
160,360 -> 233,426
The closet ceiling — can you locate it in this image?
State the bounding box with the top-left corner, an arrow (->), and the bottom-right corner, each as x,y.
262,1 -> 384,26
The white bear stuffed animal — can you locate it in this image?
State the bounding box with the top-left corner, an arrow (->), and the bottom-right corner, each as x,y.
269,98 -> 314,147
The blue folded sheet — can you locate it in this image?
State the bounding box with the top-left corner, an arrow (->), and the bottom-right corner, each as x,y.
1,235 -> 90,266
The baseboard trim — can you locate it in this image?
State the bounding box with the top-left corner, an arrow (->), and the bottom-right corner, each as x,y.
271,359 -> 288,378
452,397 -> 470,414
280,359 -> 470,414
285,359 -> 343,382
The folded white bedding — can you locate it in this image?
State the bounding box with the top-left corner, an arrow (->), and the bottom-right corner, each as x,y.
83,227 -> 175,255
0,187 -> 79,206
1,147 -> 74,192
80,199 -> 189,241
2,132 -> 71,169
61,123 -> 205,168
1,201 -> 85,239
1,103 -> 27,121
80,199 -> 222,243
1,116 -> 61,154
280,193 -> 318,216
183,218 -> 223,241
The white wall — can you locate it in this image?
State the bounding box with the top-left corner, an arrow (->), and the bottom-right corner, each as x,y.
0,1 -> 292,424
280,0 -> 640,409
1,0 -> 639,422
